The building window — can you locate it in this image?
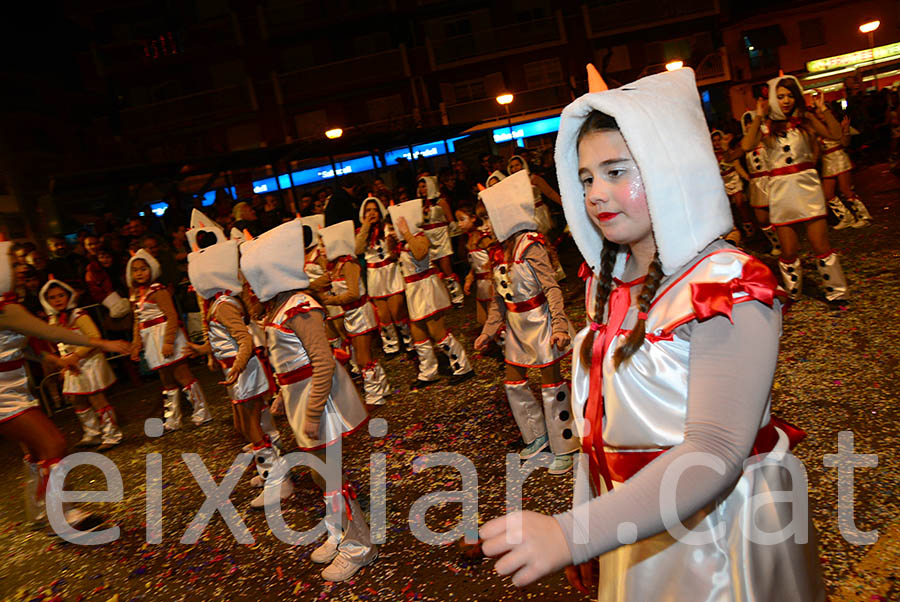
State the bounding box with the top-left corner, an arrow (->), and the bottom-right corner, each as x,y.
452,78 -> 486,102
798,18 -> 824,49
444,18 -> 472,38
524,58 -> 562,89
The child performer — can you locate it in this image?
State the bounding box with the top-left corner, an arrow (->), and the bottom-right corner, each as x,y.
743,76 -> 849,303
39,279 -> 122,450
416,176 -> 464,306
480,66 -> 823,601
0,242 -> 130,531
388,199 -> 474,389
455,203 -> 497,327
127,249 -> 211,431
355,197 -> 413,355
303,216 -> 349,353
474,171 -> 577,475
741,111 -> 782,255
240,219 -> 377,581
820,111 -> 872,229
712,130 -> 755,239
319,220 -> 391,406
507,154 -> 559,234
187,214 -> 289,507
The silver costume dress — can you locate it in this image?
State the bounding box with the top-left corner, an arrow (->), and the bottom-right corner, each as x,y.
132,283 -> 191,370
328,258 -> 379,337
765,127 -> 827,226
745,143 -> 771,208
52,309 -> 116,396
421,202 -> 453,261
207,294 -> 272,403
397,236 -> 451,322
820,138 -> 853,177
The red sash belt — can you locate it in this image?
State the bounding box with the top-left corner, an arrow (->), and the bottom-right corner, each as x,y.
823,145 -> 844,155
475,272 -> 492,280
0,358 -> 24,372
404,268 -> 439,284
140,316 -> 167,329
421,222 -> 448,230
602,416 -> 807,485
769,161 -> 815,177
275,363 -> 313,386
505,292 -> 546,312
749,171 -> 769,179
341,295 -> 370,311
367,258 -> 396,269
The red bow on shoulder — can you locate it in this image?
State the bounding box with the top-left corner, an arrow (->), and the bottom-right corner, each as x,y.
578,262 -> 594,281
690,259 -> 781,322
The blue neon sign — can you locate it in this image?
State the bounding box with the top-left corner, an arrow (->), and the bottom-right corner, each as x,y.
492,116 -> 561,143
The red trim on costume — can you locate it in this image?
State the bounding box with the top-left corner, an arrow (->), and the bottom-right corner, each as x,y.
0,359 -> 24,372
368,290 -> 404,300
768,162 -> 816,177
541,380 -> 568,389
150,355 -> 190,371
404,268 -> 440,284
505,348 -> 572,369
367,257 -> 397,269
475,272 -> 491,280
0,292 -> 19,309
821,168 -> 852,178
815,250 -> 835,259
295,415 -> 371,452
504,292 -> 547,313
341,295 -> 370,311
421,221 -> 449,230
822,144 -> 844,155
749,171 -> 769,179
689,259 -> 781,323
345,325 -> 378,338
0,405 -> 40,424
63,382 -> 115,396
140,316 -> 167,329
275,363 -> 313,385
504,379 -> 528,386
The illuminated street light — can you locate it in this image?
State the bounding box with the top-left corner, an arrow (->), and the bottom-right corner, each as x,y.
859,20 -> 880,33
666,60 -> 684,71
325,128 -> 343,139
496,93 -> 514,105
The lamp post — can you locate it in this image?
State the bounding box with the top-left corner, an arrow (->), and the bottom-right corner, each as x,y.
496,93 -> 514,143
325,128 -> 342,181
665,60 -> 684,71
859,20 -> 880,90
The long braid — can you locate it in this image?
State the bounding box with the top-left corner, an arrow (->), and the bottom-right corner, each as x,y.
579,242 -> 620,366
613,252 -> 663,368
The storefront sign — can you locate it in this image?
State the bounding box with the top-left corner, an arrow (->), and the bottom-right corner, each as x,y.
807,42 -> 900,73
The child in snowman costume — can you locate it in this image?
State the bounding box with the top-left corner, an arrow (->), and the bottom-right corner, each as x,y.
474,170 -> 577,475
740,111 -> 782,255
240,219 -> 377,581
479,66 -> 823,601
416,175 -> 464,306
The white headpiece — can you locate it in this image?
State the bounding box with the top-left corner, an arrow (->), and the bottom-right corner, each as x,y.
126,249 -> 162,288
767,74 -> 804,121
555,67 -> 732,276
486,170 -> 507,187
478,170 -> 536,242
417,176 -> 440,199
38,278 -> 78,315
507,154 -> 530,174
187,240 -> 242,300
187,209 -> 226,251
387,199 -> 423,242
358,196 -> 387,223
0,242 -> 12,296
229,228 -> 246,243
320,220 -> 356,261
239,218 -> 308,302
300,214 -> 325,249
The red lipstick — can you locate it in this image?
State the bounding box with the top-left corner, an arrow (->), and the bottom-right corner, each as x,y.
595,212 -> 618,222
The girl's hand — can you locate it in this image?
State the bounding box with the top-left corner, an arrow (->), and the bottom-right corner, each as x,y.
813,93 -> 826,113
270,390 -> 284,415
161,343 -> 174,357
59,354 -> 82,375
565,562 -> 595,596
480,510 -> 574,588
207,354 -> 217,372
94,338 -> 132,356
130,342 -> 141,362
463,279 -> 473,296
303,417 -> 319,440
473,334 -> 491,351
551,332 -> 571,351
220,365 -> 242,386
396,217 -> 411,238
756,97 -> 769,116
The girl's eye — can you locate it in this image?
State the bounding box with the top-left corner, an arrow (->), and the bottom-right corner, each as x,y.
580,176 -> 592,187
607,168 -> 626,179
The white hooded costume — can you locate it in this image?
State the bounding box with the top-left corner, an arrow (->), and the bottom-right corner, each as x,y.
741,111 -> 771,209
0,242 -> 41,422
319,220 -> 379,338
358,197 -> 405,300
507,154 -> 555,234
417,176 -> 453,260
552,68 -> 823,601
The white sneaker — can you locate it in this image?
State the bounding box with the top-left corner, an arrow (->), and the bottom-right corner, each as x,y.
310,534 -> 341,564
320,548 -> 378,582
250,479 -> 294,509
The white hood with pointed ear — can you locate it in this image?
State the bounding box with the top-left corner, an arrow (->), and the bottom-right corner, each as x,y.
320,220 -> 356,261
301,214 -> 325,249
387,199 -> 423,242
126,249 -> 162,288
418,176 -> 440,199
0,242 -> 12,296
768,74 -> 804,121
555,68 -> 732,276
187,240 -> 242,300
358,196 -> 387,224
187,209 -> 227,250
38,278 -> 78,315
239,218 -> 308,302
478,171 -> 537,242
486,170 -> 507,187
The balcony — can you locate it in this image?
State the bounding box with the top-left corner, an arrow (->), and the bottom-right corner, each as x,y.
584,0 -> 719,37
276,48 -> 409,102
695,47 -> 731,86
118,83 -> 257,135
262,0 -> 396,39
427,13 -> 566,70
442,83 -> 572,125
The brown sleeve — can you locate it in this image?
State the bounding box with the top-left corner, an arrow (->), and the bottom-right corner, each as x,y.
522,242 -> 570,334
407,232 -> 431,261
215,300 -> 254,374
322,261 -> 361,306
285,309 -> 334,425
148,289 -> 179,346
72,314 -> 102,358
355,223 -> 371,255
131,300 -> 141,350
480,292 -> 506,339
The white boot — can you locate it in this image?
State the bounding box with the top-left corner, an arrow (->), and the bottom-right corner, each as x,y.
97,405 -> 123,451
761,225 -> 782,256
847,195 -> 872,227
816,252 -> 849,302
162,387 -> 183,432
249,441 -> 294,508
397,321 -> 413,352
379,323 -> 400,355
23,456 -> 42,523
258,404 -> 283,451
183,380 -> 212,425
505,380 -> 548,458
541,382 -> 578,474
435,333 -> 474,383
444,275 -> 464,306
320,485 -> 377,581
778,257 -> 803,300
362,361 -> 391,405
827,196 -> 856,230
74,407 -> 102,447
411,339 -> 440,387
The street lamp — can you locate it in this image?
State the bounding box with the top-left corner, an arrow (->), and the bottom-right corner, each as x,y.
496,93 -> 515,143
666,60 -> 684,72
859,20 -> 880,90
325,128 -> 343,139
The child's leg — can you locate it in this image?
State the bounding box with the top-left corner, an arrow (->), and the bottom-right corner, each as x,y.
70,395 -> 101,446
504,363 -> 547,456
90,393 -> 122,449
355,333 -> 390,405
476,299 -> 488,326
823,176 -> 856,229
839,171 -> 872,223
158,365 -> 183,431
373,299 -> 399,355
248,395 -> 293,507
409,320 -> 439,385
173,362 -> 212,425
539,363 -> 578,462
428,316 -> 473,379
388,295 -> 413,351
732,191 -> 755,237
438,255 -> 464,305
754,207 -> 781,255
807,217 -> 848,301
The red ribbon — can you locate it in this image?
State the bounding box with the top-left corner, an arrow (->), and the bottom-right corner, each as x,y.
504,293 -> 547,313
689,259 -> 780,323
578,262 -> 593,281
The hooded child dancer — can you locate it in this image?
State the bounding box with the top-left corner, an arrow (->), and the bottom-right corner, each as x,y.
416,175 -> 464,306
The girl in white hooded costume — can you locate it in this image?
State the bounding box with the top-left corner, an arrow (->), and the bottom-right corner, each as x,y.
39,278 -> 123,450
742,75 -> 849,303
127,249 -> 211,432
416,175 -> 464,306
318,220 -> 392,405
480,67 -> 824,602
239,219 -> 377,582
355,196 -> 413,355
740,111 -> 782,256
818,112 -> 872,229
506,154 -> 559,235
